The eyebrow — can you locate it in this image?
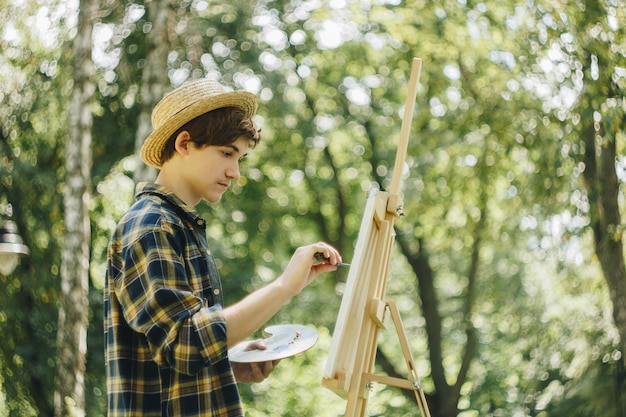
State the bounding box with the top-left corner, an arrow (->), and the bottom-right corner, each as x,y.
225,143 -> 248,158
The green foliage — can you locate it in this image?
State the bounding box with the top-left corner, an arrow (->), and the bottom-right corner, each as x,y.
0,1 -> 73,415
1,0 -> 625,415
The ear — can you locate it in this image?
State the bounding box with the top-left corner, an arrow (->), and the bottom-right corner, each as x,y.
174,131 -> 192,156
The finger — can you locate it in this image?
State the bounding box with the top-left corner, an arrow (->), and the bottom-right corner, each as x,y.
260,360 -> 277,378
312,262 -> 339,274
244,339 -> 267,351
312,242 -> 342,265
249,362 -> 266,383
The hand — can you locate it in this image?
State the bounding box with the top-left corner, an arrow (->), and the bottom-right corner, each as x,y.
222,242 -> 342,347
231,339 -> 281,383
279,242 -> 343,296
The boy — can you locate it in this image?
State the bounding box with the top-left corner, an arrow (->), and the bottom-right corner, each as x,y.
104,79 -> 343,416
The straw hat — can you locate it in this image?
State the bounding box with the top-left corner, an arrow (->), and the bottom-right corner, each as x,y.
140,78 -> 259,168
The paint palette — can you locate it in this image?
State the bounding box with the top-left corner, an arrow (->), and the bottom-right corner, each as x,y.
228,324 -> 318,363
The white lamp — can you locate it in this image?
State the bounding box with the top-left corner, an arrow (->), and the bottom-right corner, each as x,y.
0,220 -> 30,276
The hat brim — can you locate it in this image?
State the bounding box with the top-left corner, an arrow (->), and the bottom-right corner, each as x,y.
141,90 -> 258,168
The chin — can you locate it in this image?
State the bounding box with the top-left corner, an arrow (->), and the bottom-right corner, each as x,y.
205,194 -> 223,204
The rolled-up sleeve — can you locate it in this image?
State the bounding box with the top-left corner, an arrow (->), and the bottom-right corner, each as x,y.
114,226 -> 228,375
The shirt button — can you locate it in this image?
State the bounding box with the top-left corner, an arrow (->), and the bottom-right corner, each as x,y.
213,289 -> 220,296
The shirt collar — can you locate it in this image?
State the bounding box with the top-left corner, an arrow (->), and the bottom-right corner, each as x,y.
134,182 -> 206,227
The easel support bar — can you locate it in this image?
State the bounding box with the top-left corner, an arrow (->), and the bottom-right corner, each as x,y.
362,372 -> 418,391
369,298 -> 387,329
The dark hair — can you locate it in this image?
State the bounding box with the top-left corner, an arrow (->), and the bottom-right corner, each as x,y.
160,106 -> 260,165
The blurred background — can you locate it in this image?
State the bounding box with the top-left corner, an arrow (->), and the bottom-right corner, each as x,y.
0,0 -> 625,416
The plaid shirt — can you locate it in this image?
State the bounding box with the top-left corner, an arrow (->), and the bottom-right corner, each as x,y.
104,182 -> 243,417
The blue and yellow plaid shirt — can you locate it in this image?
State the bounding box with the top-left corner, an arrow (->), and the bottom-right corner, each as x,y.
104,182 -> 243,416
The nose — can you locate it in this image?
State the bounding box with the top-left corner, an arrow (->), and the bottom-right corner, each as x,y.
226,161 -> 241,180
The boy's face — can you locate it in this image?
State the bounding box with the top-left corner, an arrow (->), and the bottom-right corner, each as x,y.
182,135 -> 250,205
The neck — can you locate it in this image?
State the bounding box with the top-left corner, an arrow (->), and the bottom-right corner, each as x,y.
155,166 -> 198,207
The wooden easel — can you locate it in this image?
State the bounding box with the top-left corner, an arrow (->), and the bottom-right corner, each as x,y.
322,58 -> 431,417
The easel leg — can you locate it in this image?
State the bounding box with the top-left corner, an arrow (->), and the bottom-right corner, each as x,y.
350,299 -> 432,416
386,300 -> 432,417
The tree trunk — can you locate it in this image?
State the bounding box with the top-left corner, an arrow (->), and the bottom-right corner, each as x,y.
577,9 -> 626,365
54,0 -> 96,415
581,98 -> 626,366
133,0 -> 174,183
